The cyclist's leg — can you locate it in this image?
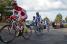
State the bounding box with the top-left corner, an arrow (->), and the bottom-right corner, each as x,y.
16,18 -> 24,36
36,23 -> 39,31
48,26 -> 50,32
46,25 -> 49,32
38,22 -> 41,32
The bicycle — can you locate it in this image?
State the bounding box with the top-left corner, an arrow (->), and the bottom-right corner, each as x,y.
0,17 -> 32,43
33,22 -> 44,35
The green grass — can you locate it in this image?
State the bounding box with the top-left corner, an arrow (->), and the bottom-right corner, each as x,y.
0,23 -> 7,26
64,24 -> 67,28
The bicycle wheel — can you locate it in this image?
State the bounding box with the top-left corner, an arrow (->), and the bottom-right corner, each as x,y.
34,27 -> 40,34
34,25 -> 43,35
0,25 -> 16,43
22,26 -> 32,39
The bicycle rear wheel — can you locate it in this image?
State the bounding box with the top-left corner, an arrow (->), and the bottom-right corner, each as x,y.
0,25 -> 16,43
22,26 -> 32,39
34,25 -> 43,35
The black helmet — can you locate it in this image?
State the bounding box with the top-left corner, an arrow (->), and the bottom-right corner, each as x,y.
36,12 -> 39,16
33,16 -> 35,18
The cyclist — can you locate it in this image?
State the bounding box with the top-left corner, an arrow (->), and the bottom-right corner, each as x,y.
45,19 -> 50,32
32,16 -> 36,26
31,16 -> 37,31
35,12 -> 42,32
11,2 -> 27,36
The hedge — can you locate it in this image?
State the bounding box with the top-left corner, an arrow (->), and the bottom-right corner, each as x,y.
63,24 -> 67,28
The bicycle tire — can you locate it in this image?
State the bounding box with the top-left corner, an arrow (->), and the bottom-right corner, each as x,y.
0,25 -> 16,43
34,25 -> 44,35
22,26 -> 32,40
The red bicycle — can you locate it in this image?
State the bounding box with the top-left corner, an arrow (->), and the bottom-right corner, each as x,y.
0,16 -> 32,43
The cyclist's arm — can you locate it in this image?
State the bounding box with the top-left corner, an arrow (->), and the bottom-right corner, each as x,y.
35,17 -> 37,22
12,9 -> 18,16
12,9 -> 15,16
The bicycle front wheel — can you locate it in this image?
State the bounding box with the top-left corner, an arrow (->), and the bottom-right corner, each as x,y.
22,26 -> 32,39
0,25 -> 16,43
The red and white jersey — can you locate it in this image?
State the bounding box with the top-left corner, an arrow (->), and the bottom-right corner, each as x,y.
13,6 -> 27,19
13,6 -> 26,16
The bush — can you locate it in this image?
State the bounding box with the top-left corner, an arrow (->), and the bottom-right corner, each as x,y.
63,24 -> 67,28
6,12 -> 12,16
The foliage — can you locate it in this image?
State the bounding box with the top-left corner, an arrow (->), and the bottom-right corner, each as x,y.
0,0 -> 12,12
64,24 -> 67,28
65,16 -> 67,22
55,13 -> 62,23
6,12 -> 12,16
44,17 -> 50,21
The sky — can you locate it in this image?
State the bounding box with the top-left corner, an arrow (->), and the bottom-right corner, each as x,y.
16,0 -> 67,21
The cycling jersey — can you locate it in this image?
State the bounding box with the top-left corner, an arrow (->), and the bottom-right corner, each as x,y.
32,18 -> 36,26
10,15 -> 17,20
12,6 -> 27,21
14,6 -> 26,16
35,16 -> 42,23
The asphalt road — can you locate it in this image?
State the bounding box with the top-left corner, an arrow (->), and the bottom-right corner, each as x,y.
0,29 -> 67,44
0,23 -> 67,44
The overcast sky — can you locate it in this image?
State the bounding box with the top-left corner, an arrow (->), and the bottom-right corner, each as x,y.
16,0 -> 67,21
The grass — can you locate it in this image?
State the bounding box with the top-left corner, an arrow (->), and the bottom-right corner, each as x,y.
0,23 -> 7,26
64,24 -> 67,28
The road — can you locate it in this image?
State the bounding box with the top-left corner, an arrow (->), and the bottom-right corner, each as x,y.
0,23 -> 67,44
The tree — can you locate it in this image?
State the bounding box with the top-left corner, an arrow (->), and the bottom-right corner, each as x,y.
65,16 -> 67,22
0,0 -> 12,21
44,17 -> 50,23
55,13 -> 62,23
44,17 -> 49,21
55,13 -> 63,28
0,0 -> 12,12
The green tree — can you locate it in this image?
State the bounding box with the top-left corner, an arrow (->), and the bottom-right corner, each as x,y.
54,13 -> 63,28
55,13 -> 62,23
65,16 -> 67,22
0,0 -> 12,21
0,0 -> 12,12
44,17 -> 50,22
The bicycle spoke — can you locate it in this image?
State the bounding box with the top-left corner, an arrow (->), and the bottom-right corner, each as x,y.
0,25 -> 16,43
22,26 -> 32,39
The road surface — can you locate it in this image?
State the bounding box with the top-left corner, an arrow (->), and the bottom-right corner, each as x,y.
0,23 -> 67,44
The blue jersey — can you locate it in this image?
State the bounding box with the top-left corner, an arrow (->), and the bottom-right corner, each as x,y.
35,16 -> 41,23
45,20 -> 49,27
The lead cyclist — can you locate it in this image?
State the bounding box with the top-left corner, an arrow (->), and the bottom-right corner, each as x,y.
11,2 -> 28,36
